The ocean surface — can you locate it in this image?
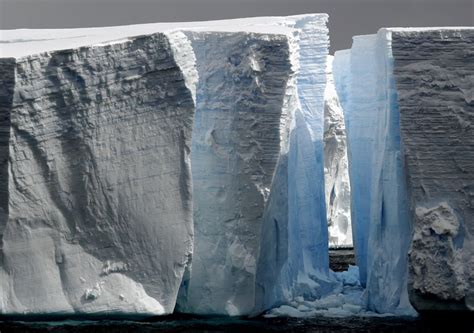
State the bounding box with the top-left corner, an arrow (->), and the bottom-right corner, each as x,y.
1,313 -> 473,333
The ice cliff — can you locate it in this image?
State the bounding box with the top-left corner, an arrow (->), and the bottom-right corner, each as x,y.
333,27 -> 473,314
0,30 -> 197,316
391,29 -> 474,311
0,15 -> 337,317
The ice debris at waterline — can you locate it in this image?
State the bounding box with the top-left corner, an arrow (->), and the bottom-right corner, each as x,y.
333,27 -> 474,314
0,18 -> 473,318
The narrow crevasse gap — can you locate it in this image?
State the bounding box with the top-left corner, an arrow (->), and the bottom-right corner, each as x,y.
323,55 -> 352,248
337,35 -> 378,287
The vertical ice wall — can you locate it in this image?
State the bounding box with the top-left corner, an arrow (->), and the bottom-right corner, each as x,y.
256,14 -> 336,312
0,32 -> 197,316
332,50 -> 350,112
391,28 -> 474,311
364,30 -> 414,315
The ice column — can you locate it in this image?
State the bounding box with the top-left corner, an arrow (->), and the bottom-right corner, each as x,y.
256,14 -> 336,312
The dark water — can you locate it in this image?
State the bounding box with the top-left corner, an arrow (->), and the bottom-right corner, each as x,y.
1,313 -> 473,333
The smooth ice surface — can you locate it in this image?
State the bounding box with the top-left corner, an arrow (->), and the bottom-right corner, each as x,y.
0,18 -> 294,59
324,56 -> 352,247
334,35 -> 379,286
391,28 -> 474,311
0,32 -> 197,316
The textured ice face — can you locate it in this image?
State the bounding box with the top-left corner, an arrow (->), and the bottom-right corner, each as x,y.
178,14 -> 334,316
178,30 -> 296,316
391,28 -> 474,311
0,32 -> 196,316
0,14 -> 334,317
255,14 -> 337,314
333,31 -> 415,316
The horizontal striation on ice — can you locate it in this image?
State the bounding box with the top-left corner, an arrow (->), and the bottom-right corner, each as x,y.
177,14 -> 335,316
0,32 -> 196,316
391,28 -> 474,311
177,29 -> 296,316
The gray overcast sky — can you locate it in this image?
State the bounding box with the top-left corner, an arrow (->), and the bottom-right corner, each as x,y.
0,0 -> 472,53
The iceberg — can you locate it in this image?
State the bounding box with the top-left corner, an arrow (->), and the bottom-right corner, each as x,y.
391,28 -> 474,311
254,14 -> 337,313
177,25 -> 298,316
333,31 -> 415,315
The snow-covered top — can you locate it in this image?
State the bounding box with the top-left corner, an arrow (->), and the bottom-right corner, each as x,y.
0,14 -> 328,59
350,27 -> 474,42
386,27 -> 474,32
